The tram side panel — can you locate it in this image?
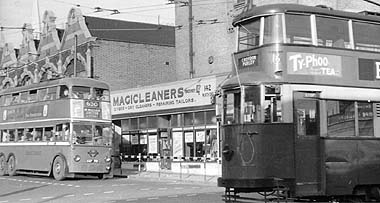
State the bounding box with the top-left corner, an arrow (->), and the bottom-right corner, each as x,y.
219,123 -> 295,191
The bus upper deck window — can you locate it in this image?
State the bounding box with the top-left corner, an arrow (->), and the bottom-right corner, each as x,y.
72,86 -> 91,99
95,88 -> 110,101
4,95 -> 12,106
11,93 -> 20,104
28,89 -> 37,102
38,88 -> 47,101
46,87 -> 57,100
59,85 -> 69,98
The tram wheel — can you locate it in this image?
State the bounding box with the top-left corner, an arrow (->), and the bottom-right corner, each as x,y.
97,174 -> 104,179
52,156 -> 67,181
7,155 -> 17,176
0,155 -> 7,176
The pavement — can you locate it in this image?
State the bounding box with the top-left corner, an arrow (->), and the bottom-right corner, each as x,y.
113,167 -> 219,185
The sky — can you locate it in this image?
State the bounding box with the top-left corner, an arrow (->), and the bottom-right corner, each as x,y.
0,0 -> 175,48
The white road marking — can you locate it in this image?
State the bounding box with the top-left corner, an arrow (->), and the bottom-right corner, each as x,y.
140,188 -> 150,191
20,199 -> 31,201
84,193 -> 94,196
126,199 -> 138,201
147,197 -> 159,200
104,191 -> 114,194
158,188 -> 168,190
192,186 -> 200,189
75,185 -> 80,188
186,194 -> 197,196
41,197 -> 53,199
0,201 -> 9,203
67,184 -> 73,186
168,195 -> 178,198
174,187 -> 184,190
64,194 -> 75,198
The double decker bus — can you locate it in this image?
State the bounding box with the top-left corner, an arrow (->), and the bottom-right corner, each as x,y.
0,77 -> 113,180
218,4 -> 380,201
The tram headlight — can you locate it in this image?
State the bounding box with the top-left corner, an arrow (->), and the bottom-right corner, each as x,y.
104,157 -> 111,163
74,155 -> 81,162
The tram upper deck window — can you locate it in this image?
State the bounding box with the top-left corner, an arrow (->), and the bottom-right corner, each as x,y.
238,18 -> 260,51
353,21 -> 380,52
224,91 -> 241,124
316,17 -> 350,48
285,14 -> 312,45
263,15 -> 284,44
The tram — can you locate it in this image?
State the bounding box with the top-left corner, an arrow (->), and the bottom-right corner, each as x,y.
218,4 -> 380,201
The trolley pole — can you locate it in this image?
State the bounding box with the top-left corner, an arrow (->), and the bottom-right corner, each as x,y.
188,0 -> 194,78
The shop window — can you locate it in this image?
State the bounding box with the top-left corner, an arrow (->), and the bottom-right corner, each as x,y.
172,131 -> 184,158
171,114 -> 183,127
121,119 -> 131,132
157,115 -> 170,128
130,118 -> 138,130
120,134 -> 132,155
184,113 -> 194,126
139,117 -> 148,129
184,131 -> 194,157
147,116 -> 158,128
195,130 -> 205,157
194,112 -> 205,126
205,110 -> 217,125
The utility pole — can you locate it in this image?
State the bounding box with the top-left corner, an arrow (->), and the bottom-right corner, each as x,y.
188,0 -> 194,79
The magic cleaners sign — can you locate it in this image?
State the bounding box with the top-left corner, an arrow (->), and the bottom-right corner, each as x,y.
111,77 -> 216,115
287,52 -> 342,77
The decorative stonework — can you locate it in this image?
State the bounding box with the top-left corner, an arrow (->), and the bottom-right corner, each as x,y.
0,8 -> 95,90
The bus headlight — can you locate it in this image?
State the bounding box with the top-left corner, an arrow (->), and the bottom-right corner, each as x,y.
74,155 -> 81,162
104,157 -> 111,163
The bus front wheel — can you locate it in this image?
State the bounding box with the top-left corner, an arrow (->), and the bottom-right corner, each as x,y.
7,155 -> 17,176
0,155 -> 7,176
52,156 -> 67,181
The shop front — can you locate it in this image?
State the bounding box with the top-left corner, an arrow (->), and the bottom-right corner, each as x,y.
111,76 -> 221,176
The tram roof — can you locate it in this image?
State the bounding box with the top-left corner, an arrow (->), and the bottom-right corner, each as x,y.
0,77 -> 109,94
222,72 -> 279,89
233,3 -> 380,26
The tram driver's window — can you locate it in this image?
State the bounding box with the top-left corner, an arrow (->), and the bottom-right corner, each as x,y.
224,91 -> 241,124
264,85 -> 282,123
244,86 -> 261,123
238,18 -> 261,50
